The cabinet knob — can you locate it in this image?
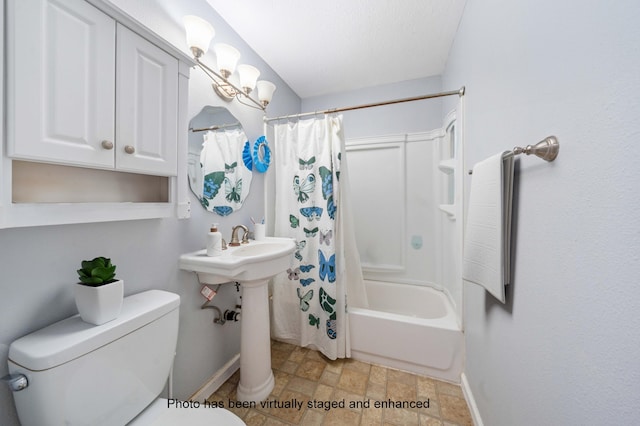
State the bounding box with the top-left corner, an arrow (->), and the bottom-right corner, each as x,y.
101,140 -> 114,150
124,145 -> 135,154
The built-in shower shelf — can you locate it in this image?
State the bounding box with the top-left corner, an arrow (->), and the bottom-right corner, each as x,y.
439,204 -> 456,218
438,159 -> 456,173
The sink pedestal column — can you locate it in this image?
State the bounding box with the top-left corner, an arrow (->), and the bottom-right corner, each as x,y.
236,278 -> 274,402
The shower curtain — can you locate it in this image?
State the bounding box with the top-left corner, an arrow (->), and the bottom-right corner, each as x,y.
271,115 -> 367,360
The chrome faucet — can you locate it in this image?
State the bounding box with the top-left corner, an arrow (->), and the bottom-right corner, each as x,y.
229,225 -> 249,246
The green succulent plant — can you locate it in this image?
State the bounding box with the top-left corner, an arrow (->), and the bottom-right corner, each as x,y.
77,257 -> 117,286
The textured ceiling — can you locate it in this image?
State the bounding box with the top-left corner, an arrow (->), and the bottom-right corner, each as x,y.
205,0 -> 466,99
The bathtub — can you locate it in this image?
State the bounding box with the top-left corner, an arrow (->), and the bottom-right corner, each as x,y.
348,280 -> 464,383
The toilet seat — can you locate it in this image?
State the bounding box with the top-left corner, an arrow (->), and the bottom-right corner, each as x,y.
129,398 -> 245,425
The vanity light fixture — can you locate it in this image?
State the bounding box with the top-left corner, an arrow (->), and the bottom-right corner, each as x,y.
183,15 -> 276,110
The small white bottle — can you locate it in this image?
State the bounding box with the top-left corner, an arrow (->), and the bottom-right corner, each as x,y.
206,223 -> 222,257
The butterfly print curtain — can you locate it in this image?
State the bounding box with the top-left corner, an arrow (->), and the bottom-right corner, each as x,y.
271,115 -> 367,360
198,129 -> 252,216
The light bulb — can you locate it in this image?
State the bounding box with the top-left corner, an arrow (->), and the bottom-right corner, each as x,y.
256,80 -> 276,106
237,64 -> 260,94
214,43 -> 241,78
183,16 -> 214,58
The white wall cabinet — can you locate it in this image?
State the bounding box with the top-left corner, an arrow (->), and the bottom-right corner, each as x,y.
7,0 -> 179,176
7,0 -> 117,169
116,24 -> 178,176
1,0 -> 194,228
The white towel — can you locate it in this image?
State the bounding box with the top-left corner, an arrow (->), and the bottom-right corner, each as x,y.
463,151 -> 514,303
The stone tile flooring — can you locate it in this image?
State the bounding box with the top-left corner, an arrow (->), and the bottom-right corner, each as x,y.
208,340 -> 473,425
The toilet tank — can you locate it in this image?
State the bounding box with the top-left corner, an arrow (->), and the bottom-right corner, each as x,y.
7,290 -> 180,426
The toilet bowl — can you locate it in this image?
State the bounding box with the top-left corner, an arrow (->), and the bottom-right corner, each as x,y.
6,290 -> 244,426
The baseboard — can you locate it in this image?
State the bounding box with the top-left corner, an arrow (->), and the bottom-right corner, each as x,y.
461,372 -> 484,426
189,353 -> 240,402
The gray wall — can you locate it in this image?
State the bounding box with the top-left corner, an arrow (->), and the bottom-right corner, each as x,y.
0,1 -> 300,424
301,76 -> 443,139
442,0 -> 640,424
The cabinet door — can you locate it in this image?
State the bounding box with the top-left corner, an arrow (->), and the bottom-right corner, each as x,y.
7,0 -> 116,168
116,24 -> 178,176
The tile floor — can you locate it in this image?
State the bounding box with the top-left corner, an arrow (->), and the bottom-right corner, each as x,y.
208,340 -> 473,426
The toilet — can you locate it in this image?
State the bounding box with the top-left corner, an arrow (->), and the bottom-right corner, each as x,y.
6,290 -> 245,425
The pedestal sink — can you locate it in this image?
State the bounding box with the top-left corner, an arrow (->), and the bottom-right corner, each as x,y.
179,237 -> 295,402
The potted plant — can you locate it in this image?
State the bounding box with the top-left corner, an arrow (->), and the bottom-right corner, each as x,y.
75,257 -> 123,325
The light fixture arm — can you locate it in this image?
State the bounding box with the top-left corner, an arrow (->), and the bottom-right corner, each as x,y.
195,57 -> 265,111
234,93 -> 265,110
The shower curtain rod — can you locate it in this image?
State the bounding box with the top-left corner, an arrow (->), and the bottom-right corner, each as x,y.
189,122 -> 242,133
264,86 -> 465,123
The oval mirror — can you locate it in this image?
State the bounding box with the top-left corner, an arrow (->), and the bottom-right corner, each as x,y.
187,106 -> 252,215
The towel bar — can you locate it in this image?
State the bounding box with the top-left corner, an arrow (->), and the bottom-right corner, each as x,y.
468,136 -> 559,174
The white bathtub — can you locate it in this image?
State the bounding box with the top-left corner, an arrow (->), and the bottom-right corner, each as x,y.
348,280 -> 464,383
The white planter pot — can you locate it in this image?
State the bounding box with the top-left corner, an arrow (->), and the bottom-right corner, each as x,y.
74,279 -> 124,325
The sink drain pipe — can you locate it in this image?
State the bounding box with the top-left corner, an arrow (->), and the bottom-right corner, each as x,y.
200,282 -> 242,325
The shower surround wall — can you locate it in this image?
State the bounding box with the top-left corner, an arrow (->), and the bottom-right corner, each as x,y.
345,131 -> 439,288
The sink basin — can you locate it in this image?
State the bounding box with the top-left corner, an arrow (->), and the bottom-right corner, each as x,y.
179,237 -> 296,284
232,243 -> 288,257
180,236 -> 296,402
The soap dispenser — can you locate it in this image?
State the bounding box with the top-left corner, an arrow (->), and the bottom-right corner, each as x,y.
206,223 -> 222,257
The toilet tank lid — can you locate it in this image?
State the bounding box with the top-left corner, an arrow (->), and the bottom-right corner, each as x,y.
9,290 -> 180,371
